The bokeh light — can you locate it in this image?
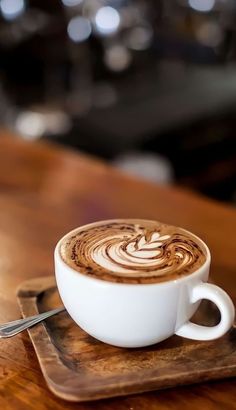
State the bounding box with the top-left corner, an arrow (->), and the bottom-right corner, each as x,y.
95,6 -> 120,35
196,22 -> 223,47
61,0 -> 83,7
67,16 -> 92,43
0,0 -> 25,21
125,26 -> 153,51
104,45 -> 131,72
188,0 -> 215,12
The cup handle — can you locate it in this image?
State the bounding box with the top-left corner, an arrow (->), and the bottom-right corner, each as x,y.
175,282 -> 235,340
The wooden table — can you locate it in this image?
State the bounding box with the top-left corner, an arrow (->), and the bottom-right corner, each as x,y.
0,133 -> 236,410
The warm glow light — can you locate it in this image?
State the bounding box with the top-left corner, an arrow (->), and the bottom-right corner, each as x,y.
196,22 -> 223,47
125,26 -> 153,51
188,0 -> 215,12
67,16 -> 92,43
104,45 -> 131,72
15,110 -> 71,139
95,6 -> 120,35
0,0 -> 25,20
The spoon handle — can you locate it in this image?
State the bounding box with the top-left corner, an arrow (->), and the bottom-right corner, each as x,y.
0,307 -> 65,338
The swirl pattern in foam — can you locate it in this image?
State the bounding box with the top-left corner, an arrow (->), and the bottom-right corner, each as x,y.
60,220 -> 206,284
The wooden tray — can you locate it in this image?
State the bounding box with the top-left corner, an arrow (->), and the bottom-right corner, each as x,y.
17,277 -> 236,402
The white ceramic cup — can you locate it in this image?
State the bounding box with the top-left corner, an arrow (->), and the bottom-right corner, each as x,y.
55,222 -> 235,348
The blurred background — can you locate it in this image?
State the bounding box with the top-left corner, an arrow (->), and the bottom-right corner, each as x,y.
0,0 -> 235,203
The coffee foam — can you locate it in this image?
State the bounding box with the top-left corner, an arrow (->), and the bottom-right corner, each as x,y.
60,220 -> 207,284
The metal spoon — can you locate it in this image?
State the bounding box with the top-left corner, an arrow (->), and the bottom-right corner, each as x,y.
0,307 -> 65,338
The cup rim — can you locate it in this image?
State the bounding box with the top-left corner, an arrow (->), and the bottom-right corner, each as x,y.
55,219 -> 211,287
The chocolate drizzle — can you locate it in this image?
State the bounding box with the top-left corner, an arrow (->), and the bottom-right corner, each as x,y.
60,220 -> 206,284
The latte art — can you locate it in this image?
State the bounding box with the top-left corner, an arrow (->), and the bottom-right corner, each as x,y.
60,220 -> 206,283
92,232 -> 173,276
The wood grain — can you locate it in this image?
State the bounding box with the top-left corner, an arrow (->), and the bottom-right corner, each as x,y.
17,276 -> 236,402
0,131 -> 236,409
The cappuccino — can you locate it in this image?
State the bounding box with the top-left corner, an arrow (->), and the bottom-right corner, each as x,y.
60,219 -> 206,284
